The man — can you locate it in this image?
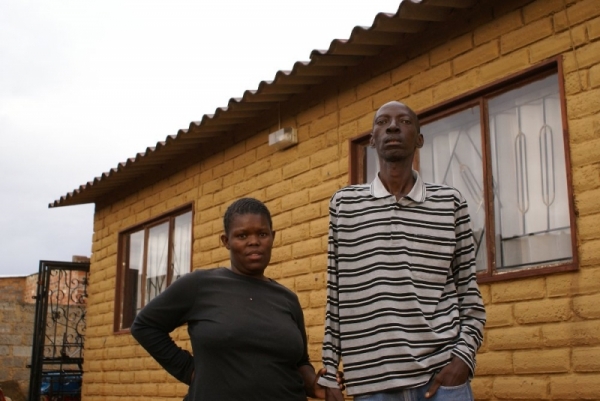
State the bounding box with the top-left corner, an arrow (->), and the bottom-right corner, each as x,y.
318,101 -> 486,401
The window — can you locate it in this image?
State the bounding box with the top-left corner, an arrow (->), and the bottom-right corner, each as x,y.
350,59 -> 577,282
115,206 -> 193,331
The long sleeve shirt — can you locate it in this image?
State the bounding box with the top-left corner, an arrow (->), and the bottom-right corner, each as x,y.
131,267 -> 312,401
318,172 -> 486,396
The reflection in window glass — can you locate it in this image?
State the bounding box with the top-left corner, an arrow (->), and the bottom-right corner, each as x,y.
489,75 -> 572,270
420,107 -> 487,272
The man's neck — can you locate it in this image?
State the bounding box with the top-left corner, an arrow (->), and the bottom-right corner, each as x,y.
378,160 -> 415,201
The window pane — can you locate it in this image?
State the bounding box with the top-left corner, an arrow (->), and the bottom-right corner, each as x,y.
489,74 -> 572,271
172,211 -> 192,280
365,146 -> 379,183
419,107 -> 487,272
121,230 -> 143,329
146,222 -> 169,305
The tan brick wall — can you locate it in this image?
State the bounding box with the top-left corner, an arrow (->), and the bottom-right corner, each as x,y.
0,276 -> 35,396
82,0 -> 600,399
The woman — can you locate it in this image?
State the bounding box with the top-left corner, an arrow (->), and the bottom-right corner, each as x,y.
131,198 -> 341,400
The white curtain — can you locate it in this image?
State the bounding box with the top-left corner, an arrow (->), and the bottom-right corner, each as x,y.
172,211 -> 192,280
146,222 -> 169,303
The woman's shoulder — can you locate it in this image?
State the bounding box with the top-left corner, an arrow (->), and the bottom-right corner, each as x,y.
267,279 -> 301,302
178,267 -> 228,283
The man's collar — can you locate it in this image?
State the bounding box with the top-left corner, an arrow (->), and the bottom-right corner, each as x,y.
370,170 -> 426,203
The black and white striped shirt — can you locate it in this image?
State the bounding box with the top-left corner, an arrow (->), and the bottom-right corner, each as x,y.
319,171 -> 486,396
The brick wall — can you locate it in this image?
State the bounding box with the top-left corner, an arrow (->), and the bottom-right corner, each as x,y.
82,0 -> 600,399
0,276 -> 35,396
467,0 -> 600,399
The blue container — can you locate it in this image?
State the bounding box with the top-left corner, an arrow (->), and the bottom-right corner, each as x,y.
40,371 -> 82,396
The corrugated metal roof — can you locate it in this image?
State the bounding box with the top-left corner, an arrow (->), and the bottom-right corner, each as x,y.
50,0 -> 482,208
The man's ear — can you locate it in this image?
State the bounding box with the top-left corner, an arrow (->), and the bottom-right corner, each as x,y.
416,133 -> 424,149
220,234 -> 230,249
369,133 -> 375,147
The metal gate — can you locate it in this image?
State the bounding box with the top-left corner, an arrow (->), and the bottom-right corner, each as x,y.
28,260 -> 89,401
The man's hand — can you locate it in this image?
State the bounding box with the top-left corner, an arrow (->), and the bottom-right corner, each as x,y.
425,357 -> 470,399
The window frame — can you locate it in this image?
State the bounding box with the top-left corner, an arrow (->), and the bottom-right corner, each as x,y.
114,203 -> 194,333
348,57 -> 578,283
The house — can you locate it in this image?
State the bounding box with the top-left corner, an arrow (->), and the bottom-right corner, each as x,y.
51,0 -> 600,399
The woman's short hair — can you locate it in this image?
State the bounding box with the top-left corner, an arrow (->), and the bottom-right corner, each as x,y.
223,198 -> 273,235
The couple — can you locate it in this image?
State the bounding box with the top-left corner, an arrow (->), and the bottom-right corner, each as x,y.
131,101 -> 486,401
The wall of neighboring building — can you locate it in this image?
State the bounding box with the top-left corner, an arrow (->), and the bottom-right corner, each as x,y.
0,261 -> 89,399
82,0 -> 600,399
0,276 -> 35,397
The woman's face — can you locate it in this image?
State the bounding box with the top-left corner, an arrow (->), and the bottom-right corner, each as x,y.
220,213 -> 275,279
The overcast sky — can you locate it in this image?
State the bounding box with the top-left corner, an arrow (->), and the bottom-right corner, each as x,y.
0,0 -> 401,276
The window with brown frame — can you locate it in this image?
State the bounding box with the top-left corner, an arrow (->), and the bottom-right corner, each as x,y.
115,206 -> 193,331
349,58 -> 577,283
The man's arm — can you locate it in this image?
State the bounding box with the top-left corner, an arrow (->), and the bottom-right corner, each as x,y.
426,193 -> 486,398
450,194 -> 486,373
318,194 -> 343,389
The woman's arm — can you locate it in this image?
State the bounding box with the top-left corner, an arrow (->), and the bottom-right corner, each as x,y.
130,271 -> 198,384
298,365 -> 345,399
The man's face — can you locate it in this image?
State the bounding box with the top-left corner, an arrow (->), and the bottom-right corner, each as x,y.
370,102 -> 423,163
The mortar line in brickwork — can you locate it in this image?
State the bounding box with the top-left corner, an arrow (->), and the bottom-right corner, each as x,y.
563,0 -> 583,91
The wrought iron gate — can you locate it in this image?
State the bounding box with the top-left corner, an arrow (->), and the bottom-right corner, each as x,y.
28,260 -> 89,401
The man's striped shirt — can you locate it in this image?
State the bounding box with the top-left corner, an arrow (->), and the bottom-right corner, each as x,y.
319,172 -> 486,396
